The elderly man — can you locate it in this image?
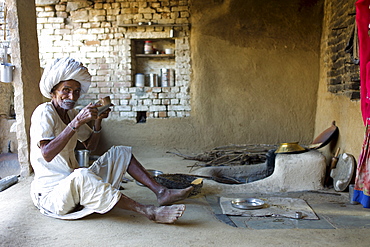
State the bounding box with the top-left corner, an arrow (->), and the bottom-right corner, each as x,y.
30,57 -> 193,223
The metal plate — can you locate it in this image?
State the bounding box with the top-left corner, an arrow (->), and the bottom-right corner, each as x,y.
231,198 -> 265,210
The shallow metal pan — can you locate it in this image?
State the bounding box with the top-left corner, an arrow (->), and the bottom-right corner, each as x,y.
230,198 -> 265,210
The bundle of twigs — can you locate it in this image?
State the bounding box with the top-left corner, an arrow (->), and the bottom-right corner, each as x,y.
167,144 -> 277,169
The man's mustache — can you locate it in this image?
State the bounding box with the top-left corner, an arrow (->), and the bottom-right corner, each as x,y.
63,99 -> 76,104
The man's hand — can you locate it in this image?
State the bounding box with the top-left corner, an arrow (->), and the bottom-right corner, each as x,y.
74,103 -> 99,127
97,104 -> 113,119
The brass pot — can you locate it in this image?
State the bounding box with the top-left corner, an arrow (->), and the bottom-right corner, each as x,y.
275,142 -> 306,154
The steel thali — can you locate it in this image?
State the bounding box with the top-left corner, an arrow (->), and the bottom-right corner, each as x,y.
231,198 -> 265,210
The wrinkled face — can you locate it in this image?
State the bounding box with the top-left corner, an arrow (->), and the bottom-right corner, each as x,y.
51,80 -> 81,110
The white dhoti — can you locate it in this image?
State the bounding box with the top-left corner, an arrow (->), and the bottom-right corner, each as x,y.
32,146 -> 132,220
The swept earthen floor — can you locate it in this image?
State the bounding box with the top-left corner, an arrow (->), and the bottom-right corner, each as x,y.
1,147 -> 369,247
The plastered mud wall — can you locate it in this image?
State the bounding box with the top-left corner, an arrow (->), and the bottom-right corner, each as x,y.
1,0 -> 365,175
96,0 -> 324,154
315,0 -> 363,161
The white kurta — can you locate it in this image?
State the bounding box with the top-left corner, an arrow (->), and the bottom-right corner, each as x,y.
30,102 -> 131,219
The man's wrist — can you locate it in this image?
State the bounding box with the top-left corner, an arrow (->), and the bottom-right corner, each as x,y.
93,126 -> 101,133
67,123 -> 77,132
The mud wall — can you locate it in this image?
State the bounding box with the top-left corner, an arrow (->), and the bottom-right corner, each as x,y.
97,0 -> 323,154
3,0 -> 363,175
1,0 -> 324,160
315,0 -> 363,161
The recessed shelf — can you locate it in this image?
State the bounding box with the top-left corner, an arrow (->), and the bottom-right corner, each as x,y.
119,23 -> 190,28
136,111 -> 147,123
135,54 -> 175,58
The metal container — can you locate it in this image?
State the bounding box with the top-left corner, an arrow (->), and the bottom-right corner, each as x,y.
149,73 -> 159,87
0,63 -> 15,83
160,68 -> 175,87
76,149 -> 90,168
295,211 -> 303,219
136,169 -> 163,186
275,142 -> 306,154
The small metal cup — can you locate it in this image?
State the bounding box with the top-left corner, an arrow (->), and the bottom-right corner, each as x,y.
295,211 -> 303,219
76,150 -> 90,168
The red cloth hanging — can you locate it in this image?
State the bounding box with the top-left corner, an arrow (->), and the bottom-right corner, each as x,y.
354,0 -> 370,208
357,0 -> 370,125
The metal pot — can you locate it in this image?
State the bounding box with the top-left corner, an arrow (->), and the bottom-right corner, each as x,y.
275,142 -> 306,154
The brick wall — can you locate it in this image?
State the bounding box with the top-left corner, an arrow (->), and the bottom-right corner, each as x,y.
326,0 -> 360,100
35,0 -> 191,121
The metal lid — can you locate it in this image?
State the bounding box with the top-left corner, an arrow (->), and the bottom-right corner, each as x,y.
330,153 -> 355,192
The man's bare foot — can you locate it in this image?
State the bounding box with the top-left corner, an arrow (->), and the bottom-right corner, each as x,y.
157,186 -> 194,206
145,204 -> 186,224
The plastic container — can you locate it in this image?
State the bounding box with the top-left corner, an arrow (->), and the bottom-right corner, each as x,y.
135,73 -> 145,87
144,41 -> 153,54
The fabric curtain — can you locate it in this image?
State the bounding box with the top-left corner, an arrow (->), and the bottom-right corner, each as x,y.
354,0 -> 370,207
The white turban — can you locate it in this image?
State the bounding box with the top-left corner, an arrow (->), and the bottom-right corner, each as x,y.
39,57 -> 92,99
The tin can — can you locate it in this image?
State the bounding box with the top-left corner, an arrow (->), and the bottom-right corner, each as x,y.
160,68 -> 175,87
149,73 -> 158,87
